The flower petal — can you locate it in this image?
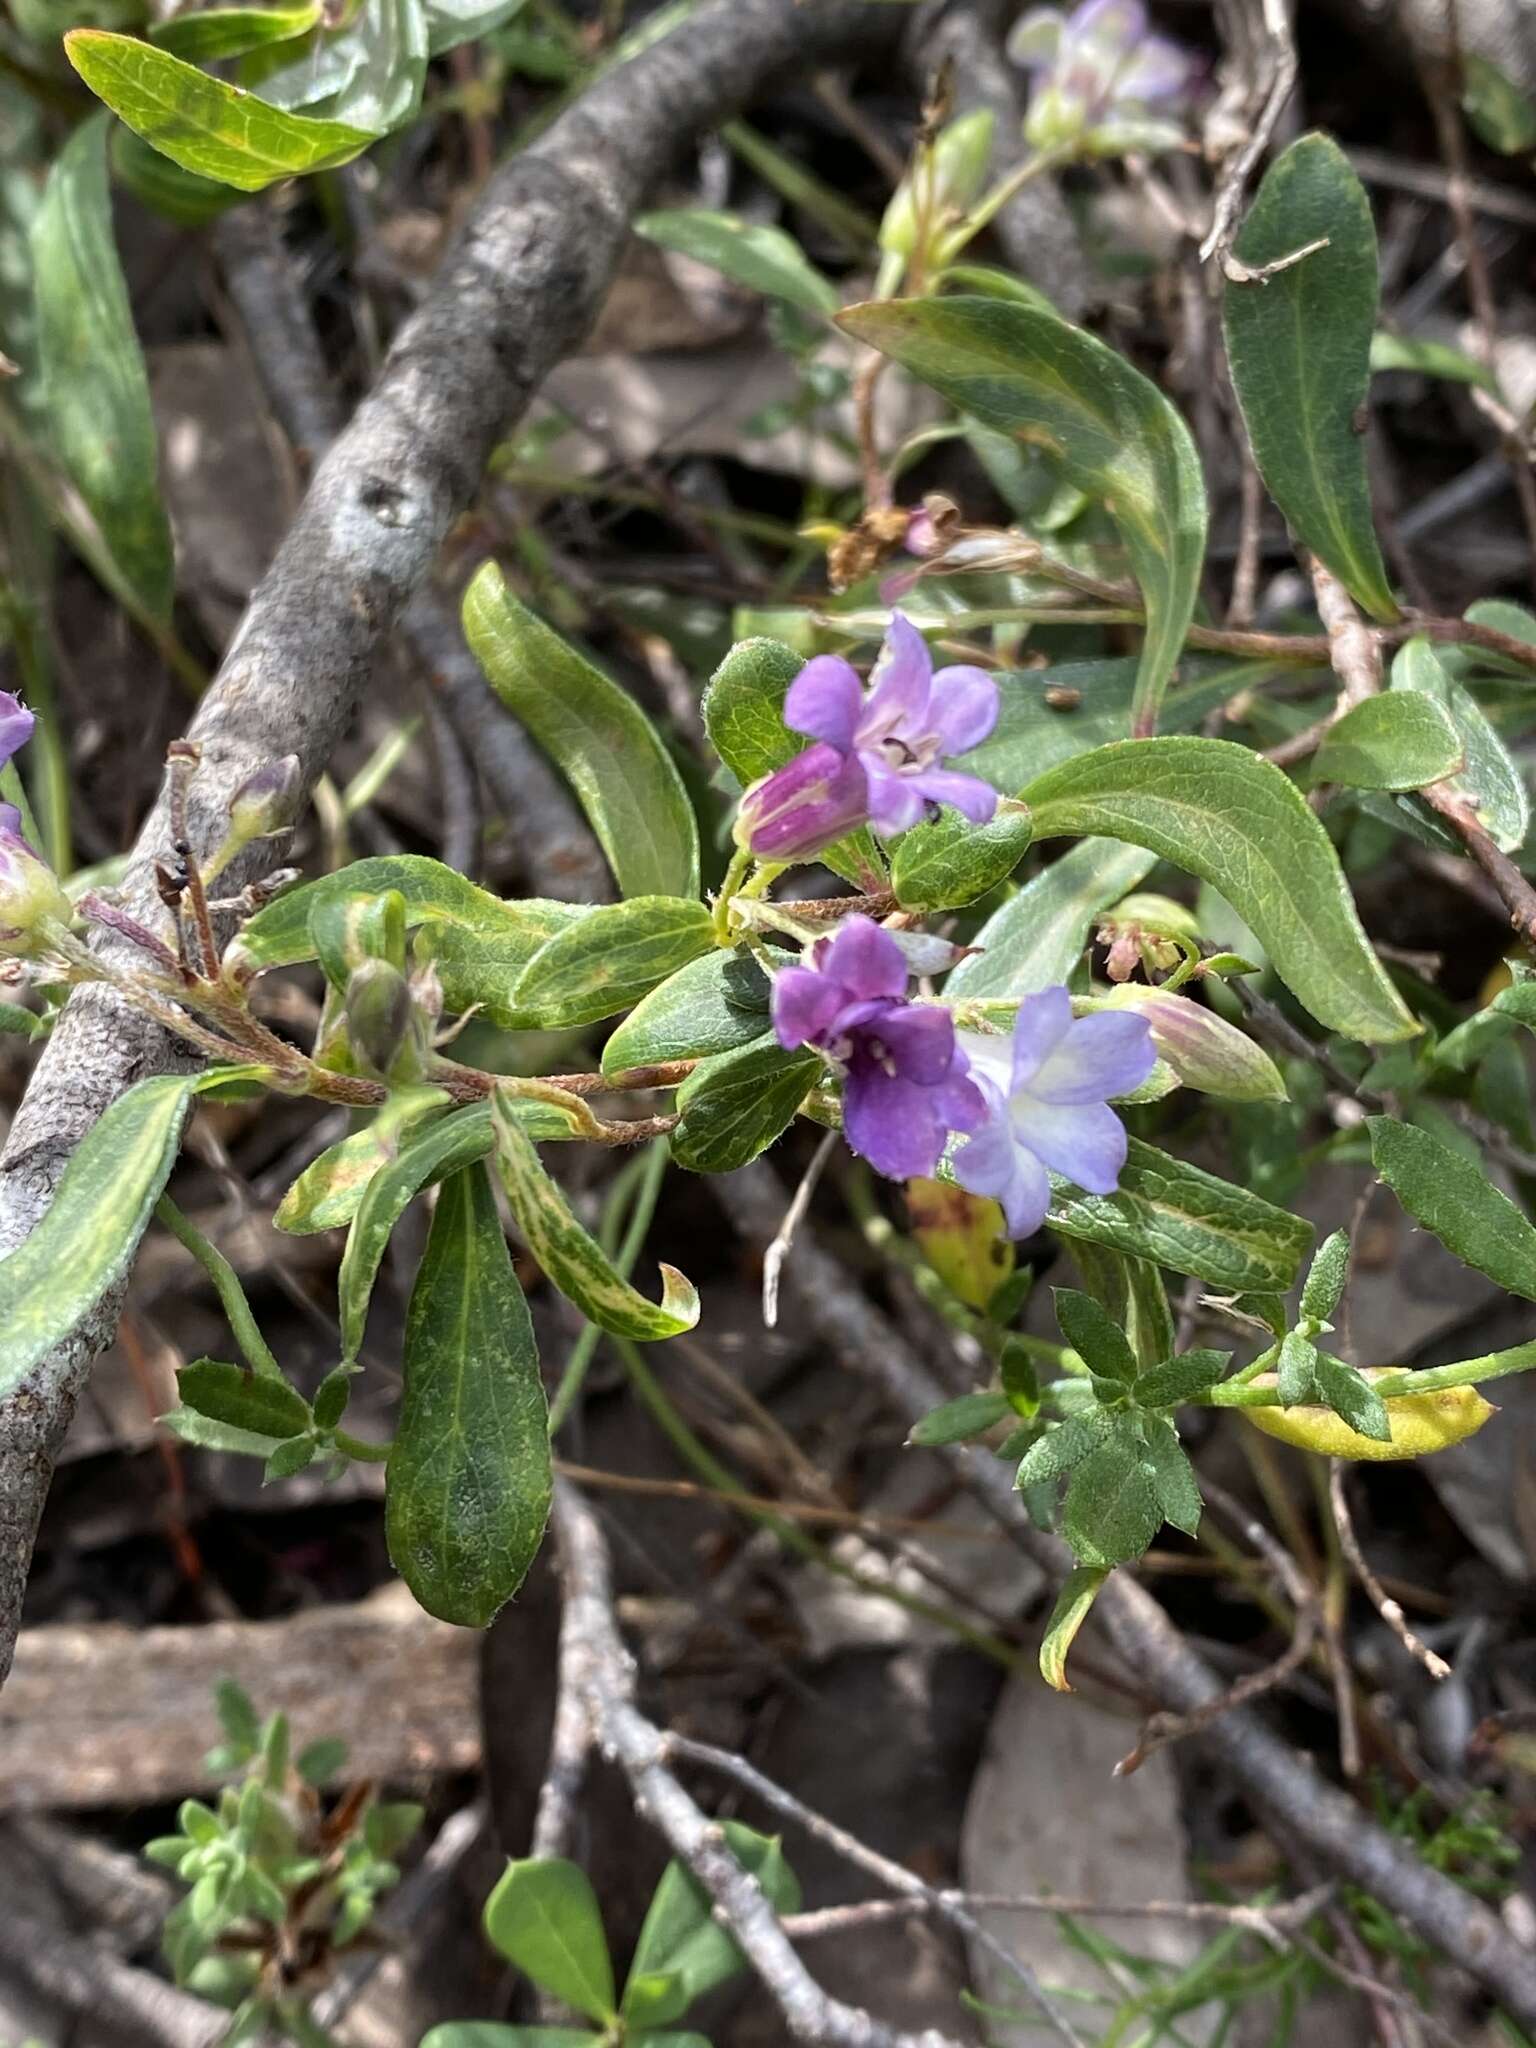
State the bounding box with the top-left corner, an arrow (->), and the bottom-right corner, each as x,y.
784,657 -> 864,749
873,1000 -> 958,1085
1067,0 -> 1146,61
0,692 -> 35,772
820,914 -> 909,1003
1013,1097 -> 1128,1193
864,763 -> 930,836
1008,986 -> 1075,1093
843,1064 -> 948,1180
1006,4 -> 1065,67
926,666 -> 1000,754
953,1094 -> 1052,1237
910,767 -> 999,824
1029,1009 -> 1157,1104
772,965 -> 847,1050
857,612 -> 933,738
1117,32 -> 1192,101
739,743 -> 869,861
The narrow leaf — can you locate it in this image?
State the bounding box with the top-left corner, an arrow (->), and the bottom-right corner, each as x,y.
907,1391 -> 1012,1446
1052,1287 -> 1136,1386
274,1088 -> 450,1234
491,1093 -> 699,1340
1140,1415 -> 1202,1535
945,839 -> 1155,1000
635,210 -> 838,316
151,3 -> 320,60
1039,1565 -> 1108,1692
1022,736 -> 1418,1042
31,117 -> 174,624
1313,1351 -> 1391,1442
1368,1114 -> 1536,1301
463,564 -> 700,900
1223,134 -> 1396,621
386,1165 -> 551,1626
65,31 -> 375,190
1276,1329 -> 1319,1406
177,1358 -> 311,1439
622,1822 -> 798,2027
839,294 -> 1208,736
512,897 -> 713,1030
1133,1348 -> 1229,1407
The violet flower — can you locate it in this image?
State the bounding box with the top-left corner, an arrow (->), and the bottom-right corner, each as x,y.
0,690 -> 34,771
772,915 -> 985,1181
1008,0 -> 1194,160
951,986 -> 1156,1237
736,614 -> 1000,861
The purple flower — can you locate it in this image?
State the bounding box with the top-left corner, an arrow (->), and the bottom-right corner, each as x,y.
1009,0 -> 1195,159
0,803 -> 71,956
0,691 -> 34,772
951,987 -> 1156,1237
737,614 -> 1000,860
772,915 -> 985,1181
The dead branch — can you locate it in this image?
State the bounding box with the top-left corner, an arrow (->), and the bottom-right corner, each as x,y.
713,1161 -> 1536,2030
550,1476 -> 997,2048
0,0 -> 899,1693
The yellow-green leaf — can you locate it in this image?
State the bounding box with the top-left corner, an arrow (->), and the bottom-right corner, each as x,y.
1039,1565 -> 1108,1692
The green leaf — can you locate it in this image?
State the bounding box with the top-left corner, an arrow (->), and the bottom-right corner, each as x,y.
1461,52 -> 1536,154
160,1404 -> 285,1457
635,209 -> 838,316
946,839 -> 1155,1001
1392,636 -> 1529,854
231,856 -> 585,1028
1370,330 -> 1498,394
421,2031 -> 600,2048
838,294 -> 1208,737
309,887 -> 407,989
483,1860 -> 615,2022
64,31 -> 375,190
0,1002 -> 43,1040
702,638 -> 885,888
1463,598 -> 1536,669
1013,1411 -> 1113,1490
151,2 -> 320,60
1133,1348 -> 1229,1407
386,1165 -> 551,1626
0,1071 -> 216,1397
1312,692 -> 1463,791
1140,1415 -> 1202,1536
31,117 -> 174,625
263,1432 -> 318,1480
1300,1228 -> 1350,1323
176,1358 -> 311,1439
1022,737 -> 1418,1042
110,124 -> 239,226
1046,1140 -> 1314,1294
1432,968 -> 1536,1073
491,1093 -> 699,1340
600,946 -> 782,1073
1313,1351 -> 1391,1442
891,802 -> 1033,912
1367,1114 -> 1536,1301
670,1039 -> 822,1173
339,1104 -> 497,1360
295,1735 -> 348,1785
1063,1423 -> 1163,1566
1276,1328 -> 1318,1405
512,898 -> 713,1030
1038,1565 -> 1107,1692
907,1391 -> 1012,1446
273,1088 -> 451,1234
622,1823 -> 799,2028
1223,133 -> 1396,622
463,565 -> 700,900
1052,1287 -> 1136,1388
311,0 -> 428,131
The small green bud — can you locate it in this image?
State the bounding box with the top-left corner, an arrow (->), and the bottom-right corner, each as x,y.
343,959 -> 415,1079
227,755 -> 303,841
879,109 -> 995,259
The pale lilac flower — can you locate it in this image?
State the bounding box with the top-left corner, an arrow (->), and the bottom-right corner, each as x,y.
772,916 -> 985,1181
0,690 -> 34,770
1009,0 -> 1195,160
951,987 -> 1155,1237
737,615 -> 1000,861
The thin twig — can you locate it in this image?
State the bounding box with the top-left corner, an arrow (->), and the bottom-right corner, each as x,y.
763,1128 -> 838,1328
1328,1463 -> 1452,1682
1200,0 -> 1298,277
782,1882 -> 1333,1945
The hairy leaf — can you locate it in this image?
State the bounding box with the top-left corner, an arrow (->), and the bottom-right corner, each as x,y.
1368,1114 -> 1536,1301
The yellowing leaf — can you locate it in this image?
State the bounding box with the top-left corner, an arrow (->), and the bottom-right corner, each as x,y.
1241,1372 -> 1495,1461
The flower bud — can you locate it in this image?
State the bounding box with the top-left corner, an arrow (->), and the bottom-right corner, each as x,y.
734,743 -> 870,862
879,109 -> 995,259
228,755 -> 303,842
1101,986 -> 1286,1101
343,959 -> 417,1079
0,805 -> 71,958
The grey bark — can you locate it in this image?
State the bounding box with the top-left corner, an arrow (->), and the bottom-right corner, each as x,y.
0,0 -> 897,1688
